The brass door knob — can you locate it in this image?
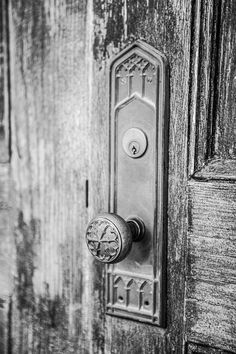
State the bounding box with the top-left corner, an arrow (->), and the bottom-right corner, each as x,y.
85,213 -> 145,263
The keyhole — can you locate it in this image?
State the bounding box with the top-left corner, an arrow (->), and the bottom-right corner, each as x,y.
132,145 -> 137,155
128,141 -> 140,156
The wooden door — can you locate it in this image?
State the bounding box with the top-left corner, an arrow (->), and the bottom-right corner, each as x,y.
0,0 -> 235,353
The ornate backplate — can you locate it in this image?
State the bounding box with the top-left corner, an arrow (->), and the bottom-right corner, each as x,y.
107,41 -> 168,326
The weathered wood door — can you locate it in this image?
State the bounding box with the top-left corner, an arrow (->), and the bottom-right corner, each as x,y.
0,0 -> 236,353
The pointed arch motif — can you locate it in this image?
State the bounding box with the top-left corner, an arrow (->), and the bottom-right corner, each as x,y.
107,40 -> 168,326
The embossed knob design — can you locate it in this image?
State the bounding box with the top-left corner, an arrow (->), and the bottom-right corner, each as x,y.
85,213 -> 145,263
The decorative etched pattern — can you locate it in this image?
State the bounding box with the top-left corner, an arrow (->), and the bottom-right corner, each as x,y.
115,54 -> 157,103
108,274 -> 154,315
86,220 -> 121,263
116,55 -> 149,77
109,41 -> 167,325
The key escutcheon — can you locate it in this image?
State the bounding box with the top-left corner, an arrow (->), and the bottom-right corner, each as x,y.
122,128 -> 148,158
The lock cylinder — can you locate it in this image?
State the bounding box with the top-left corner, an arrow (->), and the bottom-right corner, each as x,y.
122,128 -> 148,158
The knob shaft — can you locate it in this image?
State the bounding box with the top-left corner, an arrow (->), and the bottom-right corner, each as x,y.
85,213 -> 145,263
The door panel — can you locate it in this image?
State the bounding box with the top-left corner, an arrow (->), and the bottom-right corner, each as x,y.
187,181 -> 236,351
0,0 -> 235,353
9,1 -> 101,353
92,1 -> 190,352
186,0 -> 236,352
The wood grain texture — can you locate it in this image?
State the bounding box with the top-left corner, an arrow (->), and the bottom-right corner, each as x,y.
92,0 -> 191,352
189,0 -> 236,173
0,1 -> 12,353
188,0 -> 220,173
186,180 -> 236,352
0,166 -> 12,296
8,0 -> 193,352
6,0 -> 236,353
9,0 -> 104,352
187,341 -> 235,354
0,0 -> 10,163
186,3 -> 236,349
0,164 -> 13,354
194,158 -> 236,181
216,0 -> 236,159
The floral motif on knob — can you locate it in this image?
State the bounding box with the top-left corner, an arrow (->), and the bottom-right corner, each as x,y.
86,219 -> 121,262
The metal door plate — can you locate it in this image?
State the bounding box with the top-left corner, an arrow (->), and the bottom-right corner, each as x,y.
107,40 -> 168,326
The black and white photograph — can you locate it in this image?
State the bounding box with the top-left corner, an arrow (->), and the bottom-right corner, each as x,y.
0,1 -> 235,353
